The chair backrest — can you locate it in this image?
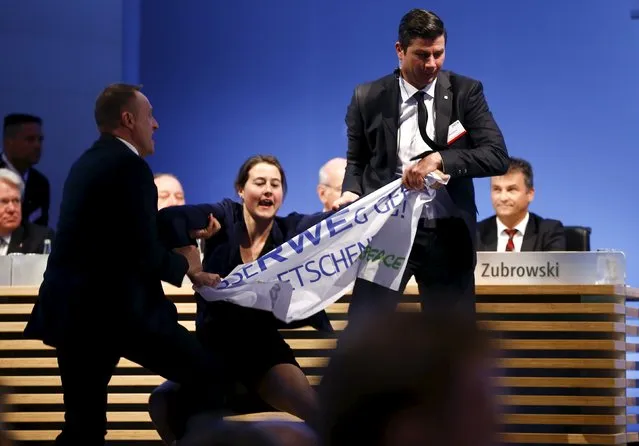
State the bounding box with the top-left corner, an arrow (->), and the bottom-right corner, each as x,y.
563,226 -> 592,251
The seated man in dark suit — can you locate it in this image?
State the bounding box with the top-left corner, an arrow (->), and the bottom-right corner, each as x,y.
0,168 -> 53,255
1,114 -> 50,227
477,157 -> 565,252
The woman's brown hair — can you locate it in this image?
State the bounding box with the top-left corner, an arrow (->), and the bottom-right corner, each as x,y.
234,155 -> 288,196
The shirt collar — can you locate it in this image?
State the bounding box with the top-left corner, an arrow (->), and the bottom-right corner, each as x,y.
1,152 -> 29,182
0,233 -> 11,247
399,76 -> 437,104
115,137 -> 140,156
496,212 -> 530,236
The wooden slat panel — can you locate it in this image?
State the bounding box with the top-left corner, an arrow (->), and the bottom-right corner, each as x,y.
0,339 -> 338,351
0,379 -> 626,407
1,375 -> 165,387
495,377 -> 627,388
0,303 -> 630,322
479,321 -> 625,332
0,345 -> 625,371
501,414 -> 626,425
496,396 -> 626,406
0,284 -> 631,298
2,284 -> 637,444
6,393 -> 149,405
0,304 -> 34,315
0,322 -> 28,332
0,340 -> 52,350
1,301 -> 623,316
4,411 -> 303,423
6,430 -> 631,443
497,358 -> 625,369
5,412 -> 151,423
0,357 -> 332,370
496,340 -> 626,350
0,343 -> 628,359
4,412 -> 627,426
497,433 -> 626,445
478,303 -> 626,314
0,375 -> 321,387
8,430 -> 160,441
474,284 -> 627,297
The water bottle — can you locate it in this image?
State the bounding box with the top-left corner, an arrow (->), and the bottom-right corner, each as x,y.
42,239 -> 51,255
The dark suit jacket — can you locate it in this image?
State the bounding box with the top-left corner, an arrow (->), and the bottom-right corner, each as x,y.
158,199 -> 334,332
24,134 -> 189,347
343,70 -> 509,241
6,223 -> 55,254
476,213 -> 566,251
0,156 -> 50,227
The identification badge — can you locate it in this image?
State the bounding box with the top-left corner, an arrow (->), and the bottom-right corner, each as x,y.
447,120 -> 467,144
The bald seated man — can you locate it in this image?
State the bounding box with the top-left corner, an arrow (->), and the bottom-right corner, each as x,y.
317,158 -> 346,212
154,173 -> 185,210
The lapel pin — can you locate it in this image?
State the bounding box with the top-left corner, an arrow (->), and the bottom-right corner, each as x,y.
444,95 -> 449,99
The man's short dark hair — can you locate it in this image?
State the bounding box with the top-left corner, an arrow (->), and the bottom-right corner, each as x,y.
398,9 -> 447,50
94,83 -> 142,132
3,114 -> 42,138
507,157 -> 534,190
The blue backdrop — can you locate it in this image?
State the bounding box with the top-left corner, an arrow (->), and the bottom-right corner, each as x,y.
0,0 -> 637,285
139,0 -> 639,284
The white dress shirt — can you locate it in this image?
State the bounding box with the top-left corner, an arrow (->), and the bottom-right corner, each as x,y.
0,235 -> 11,256
1,152 -> 29,183
496,213 -> 530,252
397,76 -> 436,171
116,137 -> 140,156
396,76 -> 455,220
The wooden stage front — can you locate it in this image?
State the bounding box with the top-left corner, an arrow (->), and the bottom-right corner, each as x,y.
1,284 -> 638,445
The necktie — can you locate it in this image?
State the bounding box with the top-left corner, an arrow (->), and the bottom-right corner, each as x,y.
505,229 -> 518,252
413,91 -> 432,147
410,91 -> 447,162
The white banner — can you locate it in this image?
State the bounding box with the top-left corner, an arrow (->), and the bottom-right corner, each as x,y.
196,176 -> 444,323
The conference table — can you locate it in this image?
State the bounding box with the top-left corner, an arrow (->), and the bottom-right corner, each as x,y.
0,251 -> 637,445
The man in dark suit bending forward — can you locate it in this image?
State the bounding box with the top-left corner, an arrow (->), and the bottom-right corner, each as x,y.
24,84 -> 226,445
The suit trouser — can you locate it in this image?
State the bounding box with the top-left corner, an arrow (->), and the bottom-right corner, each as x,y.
346,217 -> 476,328
54,322 -> 226,446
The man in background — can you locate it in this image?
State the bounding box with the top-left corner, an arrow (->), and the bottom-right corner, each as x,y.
317,158 -> 346,212
154,172 -> 185,209
477,157 -> 565,252
1,114 -> 50,226
0,168 -> 53,255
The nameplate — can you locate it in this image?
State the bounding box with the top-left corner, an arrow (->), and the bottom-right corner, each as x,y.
0,256 -> 11,286
475,251 -> 626,285
10,254 -> 49,286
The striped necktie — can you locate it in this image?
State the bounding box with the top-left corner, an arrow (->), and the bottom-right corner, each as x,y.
505,229 -> 518,252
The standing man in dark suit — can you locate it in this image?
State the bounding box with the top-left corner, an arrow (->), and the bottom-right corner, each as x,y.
0,168 -> 54,255
24,84 -> 227,445
1,114 -> 50,227
332,9 -> 509,321
477,157 -> 566,252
